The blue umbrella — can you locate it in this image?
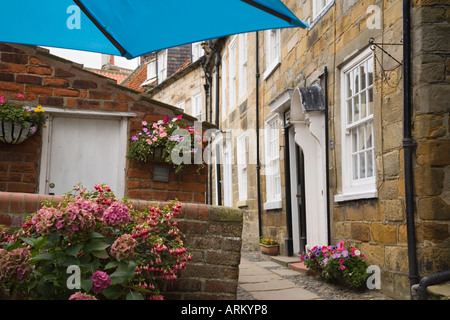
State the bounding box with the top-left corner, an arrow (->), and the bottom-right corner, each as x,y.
0,0 -> 307,59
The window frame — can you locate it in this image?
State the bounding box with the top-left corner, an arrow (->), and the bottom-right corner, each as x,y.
263,29 -> 281,80
335,48 -> 377,202
239,33 -> 248,99
236,131 -> 248,202
228,36 -> 237,109
264,114 -> 282,210
191,92 -> 203,122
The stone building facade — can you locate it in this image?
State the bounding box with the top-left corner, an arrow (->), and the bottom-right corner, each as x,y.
141,0 -> 450,300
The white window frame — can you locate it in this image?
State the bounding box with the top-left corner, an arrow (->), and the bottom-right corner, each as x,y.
335,48 -> 377,202
191,92 -> 203,121
264,29 -> 281,80
192,41 -> 204,62
223,140 -> 233,207
312,0 -> 334,21
140,60 -> 156,87
236,132 -> 248,202
239,33 -> 248,99
157,49 -> 167,84
221,51 -> 228,121
228,36 -> 237,109
264,114 -> 282,210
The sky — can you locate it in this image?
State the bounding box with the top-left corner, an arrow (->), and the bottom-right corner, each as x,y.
43,47 -> 140,70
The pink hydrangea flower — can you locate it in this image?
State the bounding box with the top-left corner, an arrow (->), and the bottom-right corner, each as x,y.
110,234 -> 137,260
69,291 -> 97,300
102,202 -> 130,226
90,270 -> 112,294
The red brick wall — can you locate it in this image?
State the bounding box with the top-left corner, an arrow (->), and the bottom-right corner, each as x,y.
0,43 -> 205,203
0,191 -> 242,300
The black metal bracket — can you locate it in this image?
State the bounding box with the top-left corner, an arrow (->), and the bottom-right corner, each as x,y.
369,37 -> 403,66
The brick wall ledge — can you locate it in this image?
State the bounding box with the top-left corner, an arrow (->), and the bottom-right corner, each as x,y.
0,191 -> 244,300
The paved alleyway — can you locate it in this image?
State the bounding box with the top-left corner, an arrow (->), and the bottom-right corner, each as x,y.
237,251 -> 394,300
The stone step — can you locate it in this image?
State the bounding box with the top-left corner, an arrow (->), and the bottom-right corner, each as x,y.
427,281 -> 450,300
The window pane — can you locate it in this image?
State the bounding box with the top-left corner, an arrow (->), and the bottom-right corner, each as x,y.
366,123 -> 373,148
353,95 -> 359,122
367,57 -> 374,85
360,62 -> 367,90
346,72 -> 353,98
353,69 -> 359,94
352,129 -> 358,153
361,92 -> 367,119
367,149 -> 374,177
347,99 -> 353,124
359,126 -> 365,151
359,152 -> 366,178
353,154 -> 359,180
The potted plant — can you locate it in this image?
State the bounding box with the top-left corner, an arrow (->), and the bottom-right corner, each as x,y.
300,241 -> 369,289
127,115 -> 207,174
259,237 -> 279,256
0,94 -> 46,144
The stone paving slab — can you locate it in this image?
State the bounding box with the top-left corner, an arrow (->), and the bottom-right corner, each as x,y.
250,288 -> 322,300
238,257 -> 322,300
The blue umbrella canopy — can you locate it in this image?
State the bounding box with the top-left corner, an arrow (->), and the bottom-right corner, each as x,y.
0,0 -> 308,59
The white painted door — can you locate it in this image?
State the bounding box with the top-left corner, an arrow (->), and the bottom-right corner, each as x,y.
223,143 -> 233,207
45,115 -> 125,197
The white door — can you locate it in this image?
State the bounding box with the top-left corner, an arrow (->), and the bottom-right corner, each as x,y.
44,115 -> 126,197
223,143 -> 233,207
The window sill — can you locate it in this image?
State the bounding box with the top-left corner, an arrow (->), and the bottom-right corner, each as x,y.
334,190 -> 378,203
237,199 -> 248,208
263,199 -> 282,210
263,57 -> 281,80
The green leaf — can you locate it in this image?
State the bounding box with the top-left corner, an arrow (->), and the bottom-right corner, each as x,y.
66,243 -> 83,257
126,291 -> 144,300
90,232 -> 105,239
84,241 -> 110,253
31,252 -> 55,262
20,237 -> 37,247
102,285 -> 122,300
91,250 -> 109,259
104,261 -> 118,270
81,279 -> 93,293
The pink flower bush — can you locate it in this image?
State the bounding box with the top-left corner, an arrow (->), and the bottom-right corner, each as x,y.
110,234 -> 137,260
69,291 -> 97,300
102,201 -> 130,226
0,248 -> 34,281
30,197 -> 97,236
90,270 -> 112,294
1,184 -> 189,300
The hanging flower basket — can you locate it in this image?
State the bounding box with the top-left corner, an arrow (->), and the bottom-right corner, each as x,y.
0,121 -> 37,145
127,115 -> 207,173
0,95 -> 46,145
146,146 -> 166,163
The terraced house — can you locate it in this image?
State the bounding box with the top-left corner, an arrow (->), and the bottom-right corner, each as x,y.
140,0 -> 450,299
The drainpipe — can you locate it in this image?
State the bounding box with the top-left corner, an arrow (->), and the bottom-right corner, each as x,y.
318,67 -> 331,245
283,120 -> 294,256
255,32 -> 263,238
402,0 -> 420,291
412,270 -> 450,300
209,41 -> 222,206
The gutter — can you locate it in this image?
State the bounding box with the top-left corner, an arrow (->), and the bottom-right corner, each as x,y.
318,67 -> 331,245
209,41 -> 223,206
402,0 -> 420,291
255,32 -> 263,237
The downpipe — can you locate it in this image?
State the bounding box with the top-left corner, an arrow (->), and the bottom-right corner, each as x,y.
411,270 -> 450,300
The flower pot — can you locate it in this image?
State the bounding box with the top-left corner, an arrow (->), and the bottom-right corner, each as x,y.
0,121 -> 36,144
259,244 -> 279,256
